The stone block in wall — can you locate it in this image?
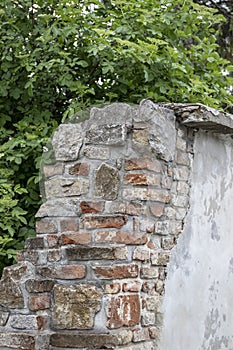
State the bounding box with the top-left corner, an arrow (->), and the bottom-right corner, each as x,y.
124,157 -> 162,172
85,124 -> 126,146
9,314 -> 49,330
0,333 -> 36,350
61,232 -> 91,245
106,294 -> 140,329
45,177 -> 89,198
52,123 -> 85,161
37,265 -> 86,280
36,198 -> 79,217
68,162 -> 90,175
94,163 -> 120,200
0,263 -> 34,309
25,279 -> 55,293
0,311 -> 9,326
66,245 -> 127,261
122,188 -> 170,203
52,284 -> 102,329
36,219 -> 57,234
124,173 -> 161,186
29,295 -> 51,311
80,200 -> 105,214
83,145 -> 110,159
50,332 -> 119,349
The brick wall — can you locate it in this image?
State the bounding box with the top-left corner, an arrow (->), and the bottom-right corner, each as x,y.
0,101 -> 232,350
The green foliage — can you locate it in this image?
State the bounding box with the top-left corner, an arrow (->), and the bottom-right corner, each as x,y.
0,0 -> 233,274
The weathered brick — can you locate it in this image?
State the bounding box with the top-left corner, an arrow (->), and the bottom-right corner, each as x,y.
66,246 -> 127,261
0,311 -> 9,326
37,265 -> 86,279
25,237 -> 44,250
52,284 -> 102,330
173,166 -> 190,181
47,249 -> 62,262
142,281 -> 157,295
29,295 -> 50,311
104,282 -> 121,294
36,220 -> 57,234
61,232 -> 91,245
107,294 -> 140,329
93,264 -> 139,279
17,250 -> 40,264
139,219 -> 155,233
80,200 -> 105,213
133,328 -> 150,342
50,333 -> 118,349
161,237 -> 177,250
25,279 -> 55,293
45,177 -> 89,198
124,157 -> 161,172
124,173 -> 160,186
151,252 -> 170,266
149,203 -> 164,217
10,314 -> 49,330
68,162 -> 90,175
43,163 -> 64,177
149,326 -> 158,339
85,124 -> 125,145
144,295 -> 162,311
81,215 -> 127,229
0,333 -> 35,350
177,180 -> 190,195
95,231 -> 147,245
156,280 -> 165,294
133,247 -> 150,262
106,201 -> 143,215
95,163 -> 119,200
83,145 -> 110,159
141,266 -> 159,279
155,220 -> 169,235
36,198 -> 78,217
176,150 -> 191,166
122,281 -> 141,292
47,234 -> 59,248
141,311 -> 156,326
122,188 -> 170,202
60,218 -> 78,232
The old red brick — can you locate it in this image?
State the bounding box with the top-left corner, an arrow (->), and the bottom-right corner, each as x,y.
124,174 -> 160,186
29,295 -> 50,311
50,333 -> 118,348
60,219 -> 78,232
122,281 -> 141,292
82,215 -> 127,229
36,220 -> 57,234
95,231 -> 147,245
61,232 -> 91,245
107,294 -> 140,329
80,201 -> 104,214
124,157 -> 161,172
93,264 -> 139,279
68,162 -> 90,175
37,265 -> 86,279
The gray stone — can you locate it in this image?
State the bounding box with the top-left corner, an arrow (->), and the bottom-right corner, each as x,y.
0,311 -> 9,326
45,177 -> 89,198
35,198 -> 79,217
52,123 -> 86,161
95,164 -> 119,200
52,284 -> 102,329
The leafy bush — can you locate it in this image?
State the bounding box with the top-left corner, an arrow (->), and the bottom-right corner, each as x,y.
0,0 -> 233,274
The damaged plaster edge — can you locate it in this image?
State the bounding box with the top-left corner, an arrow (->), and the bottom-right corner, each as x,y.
159,102 -> 233,134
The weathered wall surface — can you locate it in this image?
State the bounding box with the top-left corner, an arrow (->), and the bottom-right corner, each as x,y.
158,131 -> 233,350
0,101 -> 233,350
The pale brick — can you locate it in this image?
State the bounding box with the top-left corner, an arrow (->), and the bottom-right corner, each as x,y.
161,237 -> 177,250
149,203 -> 164,217
133,247 -> 150,262
45,177 -> 89,198
122,281 -> 141,292
141,311 -> 156,326
36,220 -> 57,234
95,231 -> 147,245
47,249 -> 62,262
47,234 -> 59,248
139,219 -> 155,233
43,163 -> 64,177
141,266 -> 159,279
155,221 -> 169,235
123,188 -> 170,202
60,218 -> 78,232
173,166 -> 190,181
84,146 -> 110,159
151,252 -> 170,266
61,232 -> 91,245
104,283 -> 121,294
133,328 -> 150,342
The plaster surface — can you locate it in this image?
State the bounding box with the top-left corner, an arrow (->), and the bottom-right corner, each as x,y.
159,130 -> 233,350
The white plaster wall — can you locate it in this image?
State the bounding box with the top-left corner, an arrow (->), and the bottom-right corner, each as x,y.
159,130 -> 233,350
